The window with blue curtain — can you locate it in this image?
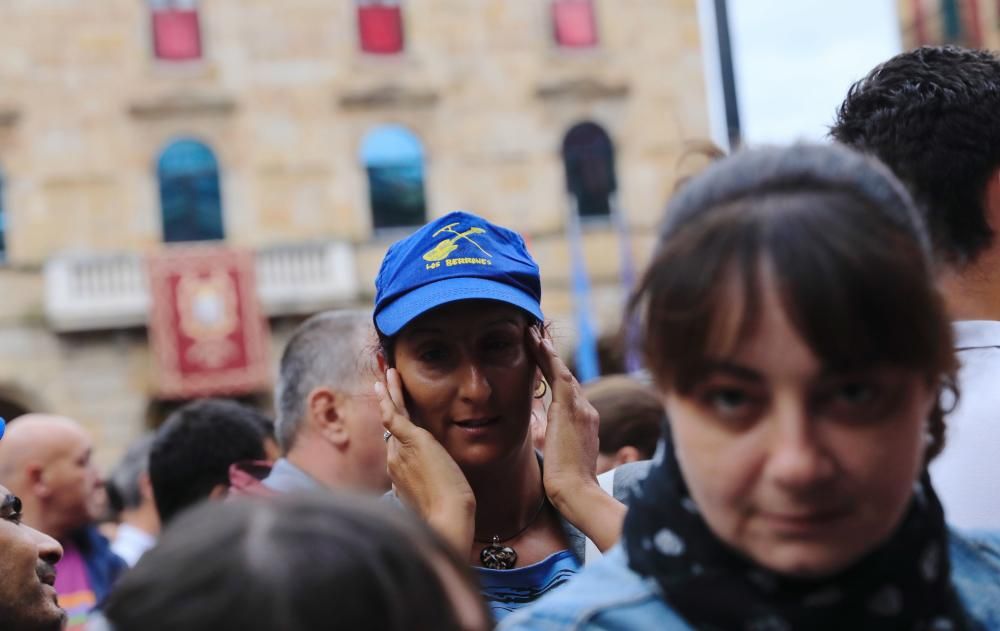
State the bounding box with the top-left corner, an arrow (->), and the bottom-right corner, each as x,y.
157,138 -> 224,243
562,122 -> 616,219
361,125 -> 427,229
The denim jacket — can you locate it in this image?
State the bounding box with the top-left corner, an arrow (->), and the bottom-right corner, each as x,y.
499,531 -> 1000,630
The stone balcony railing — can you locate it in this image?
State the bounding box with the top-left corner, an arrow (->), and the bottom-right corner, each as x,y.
44,241 -> 358,332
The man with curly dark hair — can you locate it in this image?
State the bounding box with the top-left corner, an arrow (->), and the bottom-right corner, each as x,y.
831,45 -> 1000,529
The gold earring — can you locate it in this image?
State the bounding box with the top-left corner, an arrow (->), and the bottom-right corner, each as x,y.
534,380 -> 547,399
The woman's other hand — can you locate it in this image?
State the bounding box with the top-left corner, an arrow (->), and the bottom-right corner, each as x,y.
375,368 -> 476,555
528,327 -> 626,551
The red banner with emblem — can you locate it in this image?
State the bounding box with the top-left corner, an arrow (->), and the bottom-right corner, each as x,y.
147,247 -> 270,398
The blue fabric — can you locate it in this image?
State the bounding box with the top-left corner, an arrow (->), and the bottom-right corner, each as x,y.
71,525 -> 128,606
566,207 -> 599,382
499,532 -> 1000,630
477,549 -> 582,622
373,210 -> 543,336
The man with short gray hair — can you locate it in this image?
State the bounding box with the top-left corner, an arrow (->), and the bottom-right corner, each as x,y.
264,309 -> 388,494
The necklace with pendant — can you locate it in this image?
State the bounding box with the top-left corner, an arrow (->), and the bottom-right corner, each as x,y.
476,493 -> 547,570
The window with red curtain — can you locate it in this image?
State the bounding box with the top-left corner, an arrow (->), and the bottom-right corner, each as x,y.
358,0 -> 404,55
150,0 -> 202,61
553,0 -> 598,49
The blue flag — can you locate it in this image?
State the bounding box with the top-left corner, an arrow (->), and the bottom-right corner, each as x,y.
567,201 -> 600,383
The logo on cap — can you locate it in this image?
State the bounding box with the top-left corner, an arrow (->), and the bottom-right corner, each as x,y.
422,222 -> 493,270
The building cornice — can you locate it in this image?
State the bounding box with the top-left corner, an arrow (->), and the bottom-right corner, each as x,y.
128,92 -> 237,120
534,77 -> 629,101
337,84 -> 439,111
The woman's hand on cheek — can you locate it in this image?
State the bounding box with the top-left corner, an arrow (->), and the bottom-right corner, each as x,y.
375,368 -> 476,556
528,327 -> 599,496
528,327 -> 625,550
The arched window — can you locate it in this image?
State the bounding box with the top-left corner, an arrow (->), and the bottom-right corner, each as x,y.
150,0 -> 202,61
357,0 -> 405,55
562,122 -> 616,219
157,139 -> 224,243
361,125 -> 427,229
0,169 -> 6,260
552,0 -> 598,48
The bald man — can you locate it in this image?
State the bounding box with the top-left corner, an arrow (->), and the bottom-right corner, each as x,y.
0,415 -> 126,630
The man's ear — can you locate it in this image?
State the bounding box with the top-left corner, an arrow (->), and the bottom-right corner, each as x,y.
26,462 -> 50,499
984,168 -> 1000,231
376,351 -> 389,373
613,445 -> 643,468
308,387 -> 349,447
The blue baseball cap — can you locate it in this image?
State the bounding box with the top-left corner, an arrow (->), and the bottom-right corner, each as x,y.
374,211 -> 543,336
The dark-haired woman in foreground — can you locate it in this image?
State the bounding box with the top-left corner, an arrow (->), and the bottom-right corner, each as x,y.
502,144 -> 1000,629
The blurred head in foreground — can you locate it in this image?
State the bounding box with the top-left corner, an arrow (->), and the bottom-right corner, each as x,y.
103,493 -> 491,631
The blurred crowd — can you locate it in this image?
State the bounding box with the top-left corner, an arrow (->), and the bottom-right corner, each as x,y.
3,44 -> 1000,631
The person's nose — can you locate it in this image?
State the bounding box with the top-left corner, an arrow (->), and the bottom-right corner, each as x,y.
31,526 -> 63,566
457,360 -> 492,405
766,399 -> 836,492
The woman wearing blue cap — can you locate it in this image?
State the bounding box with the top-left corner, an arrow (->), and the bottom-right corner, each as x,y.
372,211 -> 629,621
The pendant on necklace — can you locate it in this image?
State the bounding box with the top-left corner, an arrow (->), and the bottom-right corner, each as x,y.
480,535 -> 518,570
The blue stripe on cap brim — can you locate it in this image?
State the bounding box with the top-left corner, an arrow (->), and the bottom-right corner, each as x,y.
375,277 -> 544,336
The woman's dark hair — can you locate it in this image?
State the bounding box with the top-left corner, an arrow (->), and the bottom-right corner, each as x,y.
584,375 -> 664,459
103,494 -> 490,631
629,143 -> 958,459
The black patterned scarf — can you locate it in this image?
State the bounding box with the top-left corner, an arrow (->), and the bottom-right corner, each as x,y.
623,428 -> 970,631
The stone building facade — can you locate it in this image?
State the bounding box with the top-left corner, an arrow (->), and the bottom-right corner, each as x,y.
0,0 -> 710,467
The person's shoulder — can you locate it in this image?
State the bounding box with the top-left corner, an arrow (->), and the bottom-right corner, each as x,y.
952,321 -> 1000,386
498,546 -> 691,630
600,460 -> 654,505
953,320 -> 1000,354
78,525 -> 125,565
949,528 -> 1000,578
948,528 -> 1000,627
